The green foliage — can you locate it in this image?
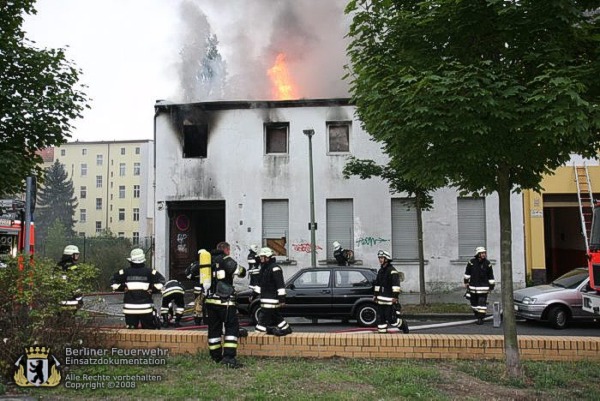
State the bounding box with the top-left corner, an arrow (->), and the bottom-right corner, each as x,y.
83,231 -> 135,291
0,256 -> 99,380
34,160 -> 78,245
43,219 -> 68,262
0,0 -> 89,197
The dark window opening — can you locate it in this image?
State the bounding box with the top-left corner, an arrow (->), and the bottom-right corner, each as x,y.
265,123 -> 289,154
183,124 -> 208,158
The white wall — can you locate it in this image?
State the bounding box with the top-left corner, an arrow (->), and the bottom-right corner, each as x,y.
153,100 -> 525,292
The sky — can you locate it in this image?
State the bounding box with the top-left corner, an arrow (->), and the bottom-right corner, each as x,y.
23,0 -> 351,143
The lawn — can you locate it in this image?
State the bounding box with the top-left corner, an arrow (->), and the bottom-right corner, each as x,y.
3,353 -> 599,400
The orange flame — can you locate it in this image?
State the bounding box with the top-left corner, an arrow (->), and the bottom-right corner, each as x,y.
267,53 -> 298,100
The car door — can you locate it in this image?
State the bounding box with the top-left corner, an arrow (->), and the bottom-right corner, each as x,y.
330,269 -> 374,315
284,269 -> 333,317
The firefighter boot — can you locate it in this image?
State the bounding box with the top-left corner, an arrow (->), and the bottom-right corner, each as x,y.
221,356 -> 243,369
399,319 -> 410,334
238,327 -> 248,338
476,315 -> 484,325
273,326 -> 292,337
194,315 -> 203,325
161,314 -> 169,328
173,316 -> 182,328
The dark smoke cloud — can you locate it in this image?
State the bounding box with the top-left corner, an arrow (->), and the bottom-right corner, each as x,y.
174,0 -> 350,102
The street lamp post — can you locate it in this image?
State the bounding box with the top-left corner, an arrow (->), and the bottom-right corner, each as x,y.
303,129 -> 317,266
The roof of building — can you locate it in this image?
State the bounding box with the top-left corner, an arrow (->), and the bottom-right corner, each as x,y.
154,98 -> 352,112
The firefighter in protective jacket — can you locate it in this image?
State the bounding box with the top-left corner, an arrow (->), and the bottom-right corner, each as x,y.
247,244 -> 261,293
205,241 -> 247,368
374,250 -> 409,333
464,246 -> 495,325
255,247 -> 292,336
57,245 -> 83,311
111,248 -> 165,329
160,279 -> 185,327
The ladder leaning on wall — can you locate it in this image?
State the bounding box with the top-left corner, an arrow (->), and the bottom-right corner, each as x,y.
574,163 -> 594,247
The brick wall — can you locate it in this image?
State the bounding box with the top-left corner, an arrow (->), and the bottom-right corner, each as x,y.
98,330 -> 600,361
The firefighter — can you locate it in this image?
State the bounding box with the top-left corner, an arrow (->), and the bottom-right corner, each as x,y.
57,245 -> 83,311
160,279 -> 185,327
333,241 -> 352,266
247,244 -> 261,293
374,250 -> 409,334
205,241 -> 247,368
255,247 -> 292,336
110,248 -> 165,329
464,246 -> 495,325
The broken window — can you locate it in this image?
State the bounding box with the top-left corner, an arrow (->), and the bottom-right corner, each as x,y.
265,123 -> 289,154
183,124 -> 208,158
327,122 -> 350,153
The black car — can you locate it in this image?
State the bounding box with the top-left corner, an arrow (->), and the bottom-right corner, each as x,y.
236,266 -> 379,327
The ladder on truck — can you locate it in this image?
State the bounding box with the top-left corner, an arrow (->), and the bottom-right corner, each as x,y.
574,163 -> 594,247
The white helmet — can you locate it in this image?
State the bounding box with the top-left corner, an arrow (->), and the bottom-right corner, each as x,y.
63,245 -> 79,256
475,246 -> 487,255
250,244 -> 259,253
127,248 -> 146,264
258,247 -> 274,258
333,241 -> 342,251
377,250 -> 392,261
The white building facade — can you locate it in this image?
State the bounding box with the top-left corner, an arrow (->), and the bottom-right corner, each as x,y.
153,98 -> 525,291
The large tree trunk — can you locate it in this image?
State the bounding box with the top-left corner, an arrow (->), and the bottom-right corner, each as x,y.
416,195 -> 427,305
498,171 -> 522,378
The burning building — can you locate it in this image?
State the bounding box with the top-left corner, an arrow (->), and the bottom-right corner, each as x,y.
152,96 -> 526,291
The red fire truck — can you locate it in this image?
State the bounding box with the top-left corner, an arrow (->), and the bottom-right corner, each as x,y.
583,201 -> 600,315
0,199 -> 34,268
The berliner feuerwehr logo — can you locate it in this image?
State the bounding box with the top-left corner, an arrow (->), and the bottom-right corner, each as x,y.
14,346 -> 62,387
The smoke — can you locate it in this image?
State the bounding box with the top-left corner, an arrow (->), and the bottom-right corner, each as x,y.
174,0 -> 350,102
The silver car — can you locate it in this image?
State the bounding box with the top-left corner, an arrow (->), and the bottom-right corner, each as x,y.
513,267 -> 597,329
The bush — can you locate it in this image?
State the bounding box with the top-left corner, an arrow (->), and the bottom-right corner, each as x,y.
0,255 -> 100,382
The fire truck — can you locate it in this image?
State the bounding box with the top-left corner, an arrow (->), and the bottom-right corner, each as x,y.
0,199 -> 34,268
583,200 -> 600,315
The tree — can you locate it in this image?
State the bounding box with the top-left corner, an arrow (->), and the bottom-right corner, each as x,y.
35,160 -> 78,246
344,157 -> 440,305
346,0 -> 600,377
0,0 -> 88,197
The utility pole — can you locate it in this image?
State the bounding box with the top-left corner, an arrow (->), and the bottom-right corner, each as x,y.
303,129 -> 317,266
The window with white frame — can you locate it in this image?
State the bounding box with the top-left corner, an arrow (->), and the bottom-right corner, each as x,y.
82,148 -> 87,156
96,175 -> 102,188
391,198 -> 419,260
96,154 -> 103,166
133,232 -> 140,245
457,197 -> 486,260
118,232 -> 125,238
327,122 -> 350,153
95,221 -> 102,233
61,149 -> 66,156
120,147 -> 125,155
119,163 -> 126,176
95,198 -> 102,210
133,163 -> 140,176
118,208 -> 125,221
119,185 -> 125,198
80,186 -> 87,199
135,147 -> 140,155
80,163 -> 87,176
262,200 -> 289,256
79,209 -> 86,223
133,185 -> 140,198
265,123 -> 289,154
133,208 -> 139,222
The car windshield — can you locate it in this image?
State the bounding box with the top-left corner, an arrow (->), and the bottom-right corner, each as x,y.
551,269 -> 588,289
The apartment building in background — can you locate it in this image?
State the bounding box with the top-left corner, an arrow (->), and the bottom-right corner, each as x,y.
51,140 -> 154,244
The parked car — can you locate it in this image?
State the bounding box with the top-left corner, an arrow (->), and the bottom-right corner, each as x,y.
513,267 -> 597,329
236,266 -> 379,327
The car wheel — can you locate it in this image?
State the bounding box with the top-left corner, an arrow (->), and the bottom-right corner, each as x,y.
356,303 -> 377,327
547,305 -> 569,329
250,304 -> 263,325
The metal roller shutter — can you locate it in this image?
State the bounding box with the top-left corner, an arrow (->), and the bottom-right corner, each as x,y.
262,200 -> 289,256
457,198 -> 486,259
391,198 -> 418,260
326,199 -> 353,258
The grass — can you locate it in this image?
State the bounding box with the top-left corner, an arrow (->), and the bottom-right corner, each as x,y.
4,354 -> 600,400
402,302 -> 472,314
